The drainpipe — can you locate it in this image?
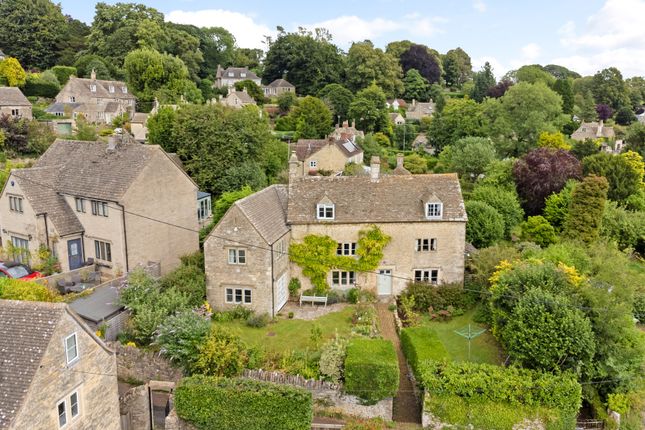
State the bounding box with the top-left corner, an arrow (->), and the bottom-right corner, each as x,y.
42,213 -> 50,250
270,242 -> 275,318
116,202 -> 129,273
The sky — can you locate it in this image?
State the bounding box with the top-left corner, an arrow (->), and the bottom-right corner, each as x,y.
58,0 -> 645,78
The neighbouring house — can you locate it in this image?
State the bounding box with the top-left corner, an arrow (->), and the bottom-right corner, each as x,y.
0,299 -> 120,430
291,137 -> 363,176
263,78 -> 296,97
130,112 -> 149,142
221,89 -> 256,109
204,155 -> 466,315
330,120 -> 365,141
215,65 -> 262,88
386,98 -> 407,110
197,191 -> 212,226
205,185 -> 290,316
46,69 -> 136,124
571,120 -> 615,141
0,87 -> 32,120
0,137 -> 199,275
389,112 -> 405,126
412,133 -> 435,155
406,99 -> 436,121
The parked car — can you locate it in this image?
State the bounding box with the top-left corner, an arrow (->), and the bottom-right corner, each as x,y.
0,261 -> 42,280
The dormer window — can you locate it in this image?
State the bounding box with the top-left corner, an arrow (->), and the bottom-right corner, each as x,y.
109,85 -> 115,93
69,96 -> 76,103
241,72 -> 246,78
426,202 -> 442,219
122,86 -> 127,94
89,84 -> 96,92
228,72 -> 234,77
317,204 -> 334,220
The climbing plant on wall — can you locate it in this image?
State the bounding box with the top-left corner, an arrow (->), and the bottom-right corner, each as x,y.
289,225 -> 391,294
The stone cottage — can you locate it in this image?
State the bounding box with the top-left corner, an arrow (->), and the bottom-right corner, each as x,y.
571,120 -> 615,141
0,137 -> 199,275
263,78 -> 296,97
0,299 -> 120,430
221,89 -> 256,109
291,137 -> 364,176
204,156 -> 467,315
215,65 -> 261,88
406,99 -> 436,121
0,87 -> 32,120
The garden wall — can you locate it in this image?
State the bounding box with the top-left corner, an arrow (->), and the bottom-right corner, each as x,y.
242,369 -> 393,421
108,342 -> 183,383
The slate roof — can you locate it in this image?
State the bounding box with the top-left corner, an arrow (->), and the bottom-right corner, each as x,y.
217,67 -> 260,81
45,102 -> 82,113
0,87 -> 31,107
293,138 -> 362,161
70,284 -> 124,323
0,300 -> 66,429
234,184 -> 289,244
407,101 -> 435,115
62,76 -> 135,100
266,79 -> 295,88
229,91 -> 255,104
287,173 -> 466,224
571,121 -> 615,140
131,112 -> 148,123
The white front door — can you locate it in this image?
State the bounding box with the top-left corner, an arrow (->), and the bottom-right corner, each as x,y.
377,269 -> 392,295
275,274 -> 288,312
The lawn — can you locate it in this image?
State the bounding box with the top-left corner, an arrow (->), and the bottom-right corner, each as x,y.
420,306 -> 502,364
214,305 -> 356,353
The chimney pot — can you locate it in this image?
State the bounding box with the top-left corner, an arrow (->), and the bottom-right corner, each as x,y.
90,68 -> 96,80
288,150 -> 299,180
397,153 -> 404,167
370,156 -> 381,181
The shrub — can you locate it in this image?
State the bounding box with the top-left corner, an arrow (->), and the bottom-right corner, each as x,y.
50,65 -> 77,85
175,376 -> 313,430
22,71 -> 61,98
288,277 -> 301,299
155,311 -> 211,372
563,175 -> 609,243
520,216 -> 558,247
0,278 -> 60,302
347,287 -> 360,304
319,334 -> 349,383
344,338 -> 399,404
465,200 -> 505,248
212,305 -> 254,322
470,185 -> 524,237
159,263 -> 206,307
400,327 -> 448,379
351,304 -> 379,337
288,311 -> 295,319
192,327 -> 248,377
246,313 -> 270,328
400,282 -> 470,313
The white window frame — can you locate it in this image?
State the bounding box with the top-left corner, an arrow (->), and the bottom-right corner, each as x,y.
122,86 -> 128,94
228,248 -> 246,265
57,399 -> 67,428
69,391 -> 80,419
225,287 -> 252,304
94,240 -> 112,262
415,238 -> 437,252
309,160 -> 317,168
89,84 -> 96,92
9,195 -> 23,213
275,239 -> 286,260
91,200 -> 108,217
69,96 -> 76,103
331,270 -> 355,287
414,269 -> 439,284
317,204 -> 335,220
336,242 -> 357,256
109,85 -> 115,93
426,202 -> 443,219
64,333 -> 79,365
75,197 -> 85,213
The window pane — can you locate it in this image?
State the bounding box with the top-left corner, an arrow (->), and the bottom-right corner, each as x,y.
431,238 -> 437,251
105,243 -> 111,262
226,288 -> 233,302
58,402 -> 66,427
95,241 -> 100,259
70,393 -> 79,417
228,249 -> 236,264
235,289 -> 242,303
244,290 -> 252,303
332,271 -> 339,284
238,250 -> 246,264
66,334 -> 77,362
349,272 -> 355,284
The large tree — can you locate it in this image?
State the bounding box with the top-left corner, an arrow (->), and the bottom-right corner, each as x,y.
442,47 -> 472,89
582,152 -> 642,201
465,200 -> 505,248
402,69 -> 430,102
0,58 -> 27,87
0,0 -> 66,69
471,62 -> 496,102
625,122 -> 645,157
513,148 -> 582,215
471,185 -> 524,238
344,41 -> 403,97
515,65 -> 555,86
399,44 -> 442,85
439,137 -> 497,180
428,98 -> 486,151
318,84 -> 354,123
348,84 -> 389,133
591,67 -> 629,111
564,175 -> 609,243
263,27 -> 344,96
552,78 -> 574,114
56,16 -> 90,66
289,96 -> 333,139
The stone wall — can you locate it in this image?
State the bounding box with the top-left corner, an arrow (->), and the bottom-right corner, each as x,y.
119,385 -> 151,430
108,342 -> 183,384
165,409 -> 198,430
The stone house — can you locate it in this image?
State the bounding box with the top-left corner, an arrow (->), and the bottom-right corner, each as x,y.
0,138 -> 199,275
0,299 -> 120,430
292,138 -> 363,176
204,156 -> 466,314
389,112 -> 405,126
221,89 -> 256,109
205,185 -> 290,316
406,99 -> 435,121
130,112 -> 149,142
386,99 -> 407,110
215,65 -> 261,88
330,120 -> 364,141
197,191 -> 212,227
46,70 -> 136,124
0,87 -> 32,120
263,78 -> 296,97
571,120 -> 615,141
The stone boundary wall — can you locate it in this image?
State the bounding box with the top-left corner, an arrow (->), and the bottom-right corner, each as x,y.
107,342 -> 183,384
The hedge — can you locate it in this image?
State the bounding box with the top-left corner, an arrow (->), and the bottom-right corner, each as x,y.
400,327 -> 448,379
418,361 -> 581,415
174,376 -> 312,430
344,338 -> 399,404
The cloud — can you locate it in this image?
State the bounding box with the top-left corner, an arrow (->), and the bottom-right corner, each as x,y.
305,16 -> 401,46
473,0 -> 487,12
553,0 -> 645,76
166,9 -> 274,49
472,56 -> 506,79
521,43 -> 541,61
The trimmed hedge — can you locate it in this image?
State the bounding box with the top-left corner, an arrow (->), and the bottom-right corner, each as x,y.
418,361 -> 581,416
344,338 -> 399,404
175,376 -> 312,430
400,327 -> 448,379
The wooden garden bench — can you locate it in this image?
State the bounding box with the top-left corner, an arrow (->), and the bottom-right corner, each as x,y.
299,294 -> 328,307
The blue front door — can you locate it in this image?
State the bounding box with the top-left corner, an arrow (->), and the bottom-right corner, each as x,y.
67,239 -> 83,270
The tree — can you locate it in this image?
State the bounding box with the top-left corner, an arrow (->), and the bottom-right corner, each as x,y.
399,44 -> 442,84
392,123 -> 418,150
571,139 -> 599,160
74,54 -> 113,79
543,180 -> 577,231
625,76 -> 645,108
234,80 -> 264,104
502,288 -> 595,372
50,66 -> 77,86
615,107 -> 636,126
147,107 -> 178,152
385,40 -> 413,59
537,132 -> 570,150
552,79 -> 574,114
155,311 -> 210,372
27,120 -> 56,155
439,137 -> 497,180
471,62 -> 496,102
348,84 -> 389,133
442,47 -> 472,88
427,98 -> 486,151
625,122 -> 645,157
520,216 -> 558,247
471,185 -> 524,238
0,115 -> 29,155
575,91 -> 597,122
465,200 -> 505,248
0,58 -> 26,87
318,84 -> 354,123
74,116 -> 98,141
543,64 -> 581,80
592,67 -> 629,110
22,70 -> 60,98
0,0 -> 66,69
486,80 -> 513,98
595,104 -> 613,121
601,201 -> 645,252
513,148 -> 582,215
263,27 -> 344,95
344,41 -> 403,97
56,16 -> 90,66
402,69 -> 430,102
277,91 -> 297,114
563,175 -> 609,243
516,65 -> 555,87
402,153 -> 428,173
582,152 -> 641,201
289,96 -> 333,139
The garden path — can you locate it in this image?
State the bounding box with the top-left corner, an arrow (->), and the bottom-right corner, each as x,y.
375,303 -> 421,424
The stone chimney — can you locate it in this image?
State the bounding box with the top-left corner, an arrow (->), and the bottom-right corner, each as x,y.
342,120 -> 349,128
106,135 -> 118,153
370,156 -> 380,182
396,153 -> 404,168
596,120 -> 604,138
351,119 -> 356,129
242,87 -> 248,94
90,68 -> 96,80
412,99 -> 416,107
288,151 -> 300,180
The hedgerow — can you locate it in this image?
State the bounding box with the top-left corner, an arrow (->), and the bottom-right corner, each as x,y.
175,376 -> 312,430
344,338 -> 399,404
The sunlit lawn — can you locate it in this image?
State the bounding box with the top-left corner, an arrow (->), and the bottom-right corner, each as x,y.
214,305 -> 356,353
420,306 -> 503,365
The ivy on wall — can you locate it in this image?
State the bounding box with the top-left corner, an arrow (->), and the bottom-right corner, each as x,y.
289,225 -> 391,293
